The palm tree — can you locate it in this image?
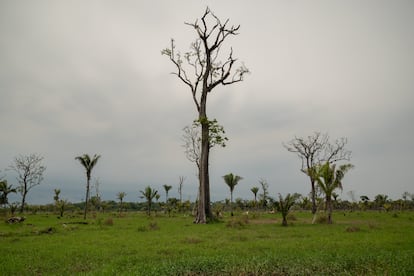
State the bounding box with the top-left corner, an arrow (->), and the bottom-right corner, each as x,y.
250,187 -> 259,208
223,173 -> 243,216
163,184 -> 172,203
275,193 -> 299,226
75,154 -> 101,219
315,162 -> 354,224
0,180 -> 17,207
140,186 -> 158,216
374,194 -> 388,209
117,192 -> 126,213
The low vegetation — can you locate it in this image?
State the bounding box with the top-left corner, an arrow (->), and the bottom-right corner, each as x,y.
1,210 -> 413,275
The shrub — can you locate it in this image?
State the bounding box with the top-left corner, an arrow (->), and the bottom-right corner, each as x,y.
148,221 -> 159,231
315,214 -> 329,224
226,215 -> 248,228
104,217 -> 114,226
138,221 -> 159,232
345,225 -> 360,232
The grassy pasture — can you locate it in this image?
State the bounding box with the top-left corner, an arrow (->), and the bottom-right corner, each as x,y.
1,211 -> 414,275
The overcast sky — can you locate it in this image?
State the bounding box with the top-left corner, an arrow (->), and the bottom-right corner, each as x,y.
1,0 -> 413,205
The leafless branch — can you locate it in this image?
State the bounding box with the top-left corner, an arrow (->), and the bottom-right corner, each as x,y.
163,7 -> 249,114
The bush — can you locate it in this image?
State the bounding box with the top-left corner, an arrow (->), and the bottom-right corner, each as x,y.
226,215 -> 248,228
104,217 -> 114,226
315,214 -> 329,224
345,225 -> 360,232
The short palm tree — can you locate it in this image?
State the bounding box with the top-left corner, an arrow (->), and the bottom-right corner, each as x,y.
275,193 -> 299,226
75,154 -> 101,219
223,173 -> 243,216
251,186 -> 259,208
163,184 -> 172,203
0,180 -> 17,207
140,186 -> 158,216
315,162 -> 354,224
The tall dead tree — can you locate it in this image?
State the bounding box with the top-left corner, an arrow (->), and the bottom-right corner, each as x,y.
283,132 -> 351,214
163,8 -> 249,223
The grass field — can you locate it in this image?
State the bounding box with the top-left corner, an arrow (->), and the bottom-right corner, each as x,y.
1,210 -> 414,275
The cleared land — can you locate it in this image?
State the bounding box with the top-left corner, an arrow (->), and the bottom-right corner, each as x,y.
1,211 -> 414,275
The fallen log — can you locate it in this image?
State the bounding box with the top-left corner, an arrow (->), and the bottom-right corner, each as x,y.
6,217 -> 26,224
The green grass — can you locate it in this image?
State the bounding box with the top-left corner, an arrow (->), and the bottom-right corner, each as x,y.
1,211 -> 414,275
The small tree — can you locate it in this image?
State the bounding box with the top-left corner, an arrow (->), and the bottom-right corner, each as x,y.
275,193 -> 299,226
140,186 -> 158,216
10,154 -> 46,213
117,192 -> 126,214
90,178 -> 102,212
75,154 -> 101,219
250,186 -> 259,208
0,180 -> 17,208
259,179 -> 269,209
56,199 -> 68,217
53,188 -> 61,213
52,188 -> 68,217
223,173 -> 243,216
314,162 -> 354,224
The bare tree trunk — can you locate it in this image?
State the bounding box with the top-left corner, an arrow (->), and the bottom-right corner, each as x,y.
195,164 -> 206,223
311,180 -> 317,214
19,188 -> 27,213
282,216 -> 288,226
195,119 -> 210,223
204,136 -> 213,220
327,197 -> 333,224
84,177 -> 90,220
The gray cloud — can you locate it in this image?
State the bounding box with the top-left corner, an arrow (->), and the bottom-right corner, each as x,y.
1,0 -> 413,205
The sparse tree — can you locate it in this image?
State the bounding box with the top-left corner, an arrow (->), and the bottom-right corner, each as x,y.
9,153 -> 46,213
275,193 -> 300,226
91,178 -> 102,212
75,154 -> 101,219
250,186 -> 259,208
182,124 -> 201,170
283,132 -> 351,214
163,8 -> 249,223
0,180 -> 17,207
140,186 -> 158,216
259,179 -> 269,209
117,192 -> 126,213
223,173 -> 243,216
313,162 -> 354,224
